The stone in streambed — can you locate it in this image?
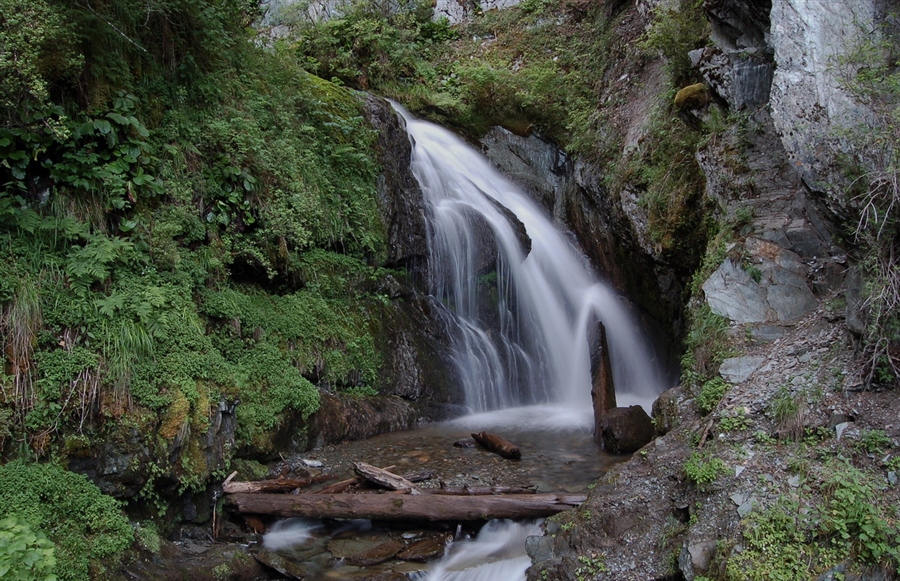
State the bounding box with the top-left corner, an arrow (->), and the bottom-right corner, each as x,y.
597,406 -> 655,454
255,549 -> 316,579
396,535 -> 450,562
346,541 -> 405,566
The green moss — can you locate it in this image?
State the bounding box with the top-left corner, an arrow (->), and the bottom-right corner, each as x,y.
158,390 -> 190,441
674,83 -> 708,110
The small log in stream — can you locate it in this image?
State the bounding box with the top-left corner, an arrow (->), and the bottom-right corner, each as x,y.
225,492 -> 586,520
471,431 -> 521,459
222,473 -> 332,494
353,462 -> 421,494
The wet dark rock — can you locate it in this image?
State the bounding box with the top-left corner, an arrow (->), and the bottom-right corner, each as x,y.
308,392 -> 418,449
123,539 -> 267,581
689,47 -> 773,110
396,534 -> 451,561
453,438 -> 477,448
364,95 -> 430,288
347,541 -> 406,566
704,0 -> 772,52
372,296 -> 464,410
481,126 -> 570,214
255,549 -> 315,579
327,538 -> 405,566
597,405 -> 655,454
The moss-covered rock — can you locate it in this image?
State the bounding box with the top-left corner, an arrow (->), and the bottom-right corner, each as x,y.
674,83 -> 709,110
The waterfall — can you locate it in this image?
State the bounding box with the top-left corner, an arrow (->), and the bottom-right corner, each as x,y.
395,105 -> 666,422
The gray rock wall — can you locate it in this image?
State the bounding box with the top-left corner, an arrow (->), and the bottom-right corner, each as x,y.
769,0 -> 882,218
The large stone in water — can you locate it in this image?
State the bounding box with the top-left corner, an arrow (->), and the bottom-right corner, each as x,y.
396,535 -> 450,562
597,406 -> 655,454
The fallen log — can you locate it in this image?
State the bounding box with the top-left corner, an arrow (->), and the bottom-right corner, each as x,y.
225,492 -> 586,520
353,462 -> 420,494
223,474 -> 332,494
471,432 -> 521,459
433,483 -> 536,495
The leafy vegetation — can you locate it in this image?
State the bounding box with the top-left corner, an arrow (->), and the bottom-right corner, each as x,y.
0,516 -> 57,581
726,461 -> 900,579
282,0 -> 603,146
0,0 -> 395,520
684,451 -> 727,490
0,462 -> 132,581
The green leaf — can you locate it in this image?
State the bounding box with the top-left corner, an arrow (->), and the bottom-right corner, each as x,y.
106,112 -> 130,125
93,119 -> 112,134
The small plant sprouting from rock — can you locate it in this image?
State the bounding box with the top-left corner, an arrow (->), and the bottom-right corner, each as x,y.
696,377 -> 729,415
684,452 -> 727,490
574,552 -> 610,580
719,408 -> 751,432
855,429 -> 892,455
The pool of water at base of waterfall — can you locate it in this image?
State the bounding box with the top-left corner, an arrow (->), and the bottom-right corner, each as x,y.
257,403 -> 648,580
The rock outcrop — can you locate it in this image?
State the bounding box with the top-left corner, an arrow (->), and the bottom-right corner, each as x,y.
769,0 -> 889,219
525,0 -> 899,579
365,95 -> 430,288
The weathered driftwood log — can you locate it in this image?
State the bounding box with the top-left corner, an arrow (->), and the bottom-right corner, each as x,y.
433,483 -> 537,495
471,432 -> 521,459
222,474 -> 332,494
353,462 -> 421,494
590,321 -> 617,446
225,492 -> 586,520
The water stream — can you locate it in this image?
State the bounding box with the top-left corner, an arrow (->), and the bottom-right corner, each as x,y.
261,108 -> 668,580
398,103 -> 666,419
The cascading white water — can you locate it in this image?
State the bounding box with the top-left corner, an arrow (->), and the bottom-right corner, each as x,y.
396,104 -> 666,421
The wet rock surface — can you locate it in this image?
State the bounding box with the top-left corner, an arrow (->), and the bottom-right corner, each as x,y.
596,406 -> 655,454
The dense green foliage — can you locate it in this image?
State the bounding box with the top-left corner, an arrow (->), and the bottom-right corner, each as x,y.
0,462 -> 132,581
0,516 -> 57,581
0,0 -> 391,503
725,461 -> 900,579
284,0 -> 601,144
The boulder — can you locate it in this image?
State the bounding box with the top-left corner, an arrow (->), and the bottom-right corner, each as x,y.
596,405 -> 655,454
651,386 -> 683,436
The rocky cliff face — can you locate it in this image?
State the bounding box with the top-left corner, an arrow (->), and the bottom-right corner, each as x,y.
525,0 -> 899,579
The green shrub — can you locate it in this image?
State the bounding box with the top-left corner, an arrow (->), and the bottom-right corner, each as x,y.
641,0 -> 710,86
855,429 -> 892,455
818,463 -> 900,566
0,461 -> 133,581
725,498 -> 816,581
696,377 -> 729,415
719,408 -> 751,432
684,452 -> 726,490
